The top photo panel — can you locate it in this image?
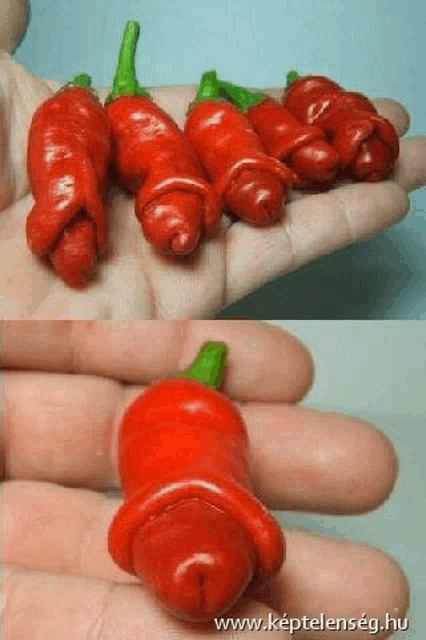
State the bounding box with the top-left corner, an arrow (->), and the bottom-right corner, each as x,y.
1,0 -> 425,320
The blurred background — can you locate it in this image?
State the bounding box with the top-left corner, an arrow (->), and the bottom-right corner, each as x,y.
13,0 -> 426,319
268,321 -> 425,639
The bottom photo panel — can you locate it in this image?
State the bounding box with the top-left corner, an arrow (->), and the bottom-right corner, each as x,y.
0,319 -> 424,639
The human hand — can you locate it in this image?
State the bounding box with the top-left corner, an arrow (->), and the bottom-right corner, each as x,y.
0,0 -> 29,55
1,53 -> 426,319
1,320 -> 409,639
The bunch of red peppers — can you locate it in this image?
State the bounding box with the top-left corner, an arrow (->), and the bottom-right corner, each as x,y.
26,20 -> 399,287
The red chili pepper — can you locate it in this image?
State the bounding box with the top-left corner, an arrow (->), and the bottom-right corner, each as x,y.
26,73 -> 111,288
108,342 -> 285,622
283,72 -> 399,182
105,22 -> 220,255
184,71 -> 292,226
220,79 -> 341,190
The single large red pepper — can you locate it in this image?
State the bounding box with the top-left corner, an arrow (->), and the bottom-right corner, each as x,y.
105,21 -> 220,255
26,73 -> 111,288
184,71 -> 292,226
108,342 -> 285,622
282,72 -> 399,182
219,79 -> 341,190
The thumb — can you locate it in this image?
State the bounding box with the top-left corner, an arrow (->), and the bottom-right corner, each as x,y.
0,0 -> 30,54
225,180 -> 409,306
0,52 -> 53,205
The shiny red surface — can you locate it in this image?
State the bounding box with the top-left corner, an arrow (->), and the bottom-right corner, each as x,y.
108,377 -> 285,621
247,98 -> 340,189
283,76 -> 399,182
185,99 -> 291,226
26,87 -> 111,288
106,96 -> 221,255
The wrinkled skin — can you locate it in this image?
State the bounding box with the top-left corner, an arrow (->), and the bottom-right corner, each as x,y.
0,320 -> 410,638
1,53 -> 426,318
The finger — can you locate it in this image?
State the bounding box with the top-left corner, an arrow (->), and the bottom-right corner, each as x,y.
3,373 -> 396,514
256,528 -> 409,640
0,83 -> 14,210
2,481 -> 408,640
246,404 -> 398,513
371,98 -> 410,138
0,53 -> 52,204
2,321 -> 314,488
0,0 -> 29,54
225,180 -> 409,306
2,564 -> 283,640
393,136 -> 426,192
0,320 -> 313,400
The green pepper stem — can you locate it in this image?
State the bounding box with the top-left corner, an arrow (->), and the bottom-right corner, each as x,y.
219,80 -> 266,111
66,72 -> 92,88
286,70 -> 300,88
194,70 -> 221,102
175,342 -> 227,389
106,20 -> 150,103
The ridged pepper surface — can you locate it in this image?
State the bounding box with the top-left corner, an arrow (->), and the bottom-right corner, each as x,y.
26,73 -> 111,288
283,73 -> 399,182
108,342 -> 285,622
105,22 -> 220,255
185,71 -> 292,226
220,79 -> 341,190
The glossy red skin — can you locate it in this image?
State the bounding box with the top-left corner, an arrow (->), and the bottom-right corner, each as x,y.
246,98 -> 341,189
108,377 -> 285,622
105,96 -> 221,255
26,86 -> 111,288
185,99 -> 292,226
282,76 -> 399,182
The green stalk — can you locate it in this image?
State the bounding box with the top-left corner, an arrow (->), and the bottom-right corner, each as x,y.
66,72 -> 92,88
174,342 -> 228,390
194,70 -> 221,102
106,20 -> 150,104
286,70 -> 300,88
219,80 -> 266,112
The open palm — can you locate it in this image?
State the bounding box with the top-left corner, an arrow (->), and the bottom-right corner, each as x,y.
1,320 -> 409,639
1,52 -> 425,318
